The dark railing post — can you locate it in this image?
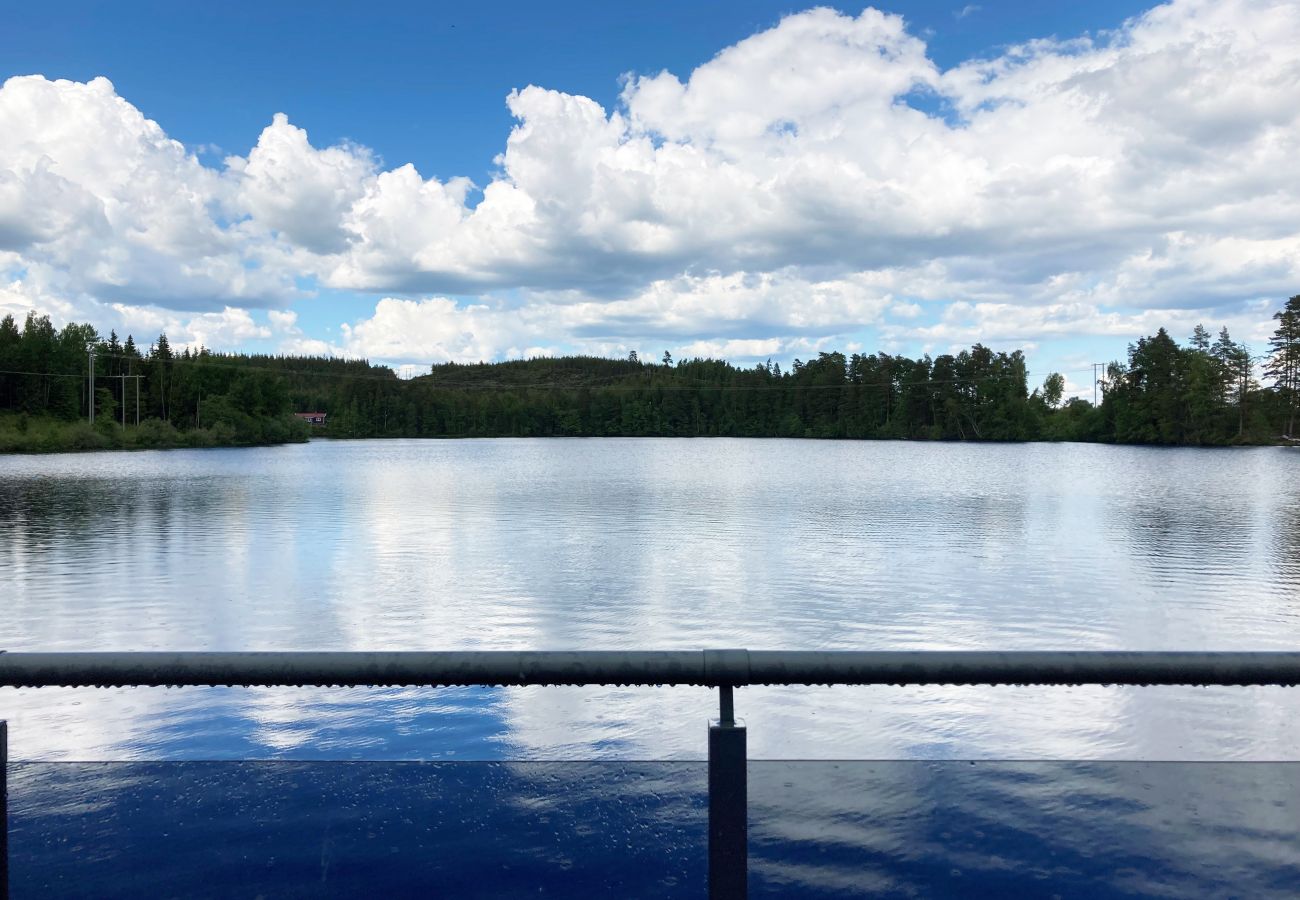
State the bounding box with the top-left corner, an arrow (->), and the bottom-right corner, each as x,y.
2,719 -> 8,900
708,686 -> 746,899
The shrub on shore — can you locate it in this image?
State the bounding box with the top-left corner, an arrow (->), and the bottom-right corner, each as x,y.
0,412 -> 308,454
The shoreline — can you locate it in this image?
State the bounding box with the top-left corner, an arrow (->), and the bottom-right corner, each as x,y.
6,431 -> 1293,455
0,412 -> 309,454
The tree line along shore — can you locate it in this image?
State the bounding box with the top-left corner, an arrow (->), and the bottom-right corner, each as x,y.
1,296 -> 1297,453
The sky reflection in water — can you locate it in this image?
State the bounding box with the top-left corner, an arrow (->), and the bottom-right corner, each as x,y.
9,761 -> 1300,897
2,438 -> 1299,761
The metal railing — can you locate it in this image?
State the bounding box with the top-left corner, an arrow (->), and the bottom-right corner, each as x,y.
3,649 -> 1300,899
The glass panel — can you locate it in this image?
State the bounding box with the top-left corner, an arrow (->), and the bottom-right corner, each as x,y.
749,761 -> 1300,898
9,761 -> 1300,897
8,762 -> 707,898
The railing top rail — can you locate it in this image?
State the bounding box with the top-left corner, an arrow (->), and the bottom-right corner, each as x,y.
2,650 -> 1300,688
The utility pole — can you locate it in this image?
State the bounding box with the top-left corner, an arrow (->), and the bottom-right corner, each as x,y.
116,374 -> 142,427
116,375 -> 144,429
87,343 -> 96,424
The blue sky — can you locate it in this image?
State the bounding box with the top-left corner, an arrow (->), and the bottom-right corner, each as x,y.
4,1 -> 1150,182
2,0 -> 1296,393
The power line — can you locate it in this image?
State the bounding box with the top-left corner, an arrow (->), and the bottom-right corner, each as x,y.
86,342 -> 95,426
87,350 -> 402,383
0,361 -> 1078,393
1,324 -> 1105,392
86,346 -> 1106,386
0,369 -> 85,379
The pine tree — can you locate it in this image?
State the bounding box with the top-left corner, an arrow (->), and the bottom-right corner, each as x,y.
1264,295 -> 1300,437
1213,328 -> 1252,438
150,333 -> 174,420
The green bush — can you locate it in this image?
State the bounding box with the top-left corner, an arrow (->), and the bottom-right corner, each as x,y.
65,422 -> 109,451
0,409 -> 309,455
129,418 -> 181,448
208,421 -> 237,445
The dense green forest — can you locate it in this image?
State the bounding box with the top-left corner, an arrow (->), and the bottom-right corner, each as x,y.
0,314 -> 311,451
1,295 -> 1297,451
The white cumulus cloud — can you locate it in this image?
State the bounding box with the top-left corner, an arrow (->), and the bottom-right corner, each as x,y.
2,0 -> 1298,363
0,75 -> 297,310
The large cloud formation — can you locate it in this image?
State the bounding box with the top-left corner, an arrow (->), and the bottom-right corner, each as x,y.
1,0 -> 1298,362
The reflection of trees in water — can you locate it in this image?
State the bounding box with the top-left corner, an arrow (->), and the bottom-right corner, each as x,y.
1114,453 -> 1300,618
843,492 -> 1030,555
1117,487 -> 1255,585
1273,499 -> 1300,586
0,477 -> 233,550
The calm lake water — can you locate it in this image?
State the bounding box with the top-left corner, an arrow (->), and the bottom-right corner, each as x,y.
3,437 -> 1299,762
6,438 -> 1300,896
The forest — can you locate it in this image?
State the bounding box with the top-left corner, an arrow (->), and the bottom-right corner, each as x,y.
1,295 -> 1297,451
0,315 -> 311,451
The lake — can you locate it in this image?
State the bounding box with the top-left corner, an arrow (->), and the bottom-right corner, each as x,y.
4,438 -> 1300,895
4,437 -> 1298,761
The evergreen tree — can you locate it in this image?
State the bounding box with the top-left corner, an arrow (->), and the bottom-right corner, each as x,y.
1264,295 -> 1300,437
4,305 -> 1297,449
1212,327 -> 1252,438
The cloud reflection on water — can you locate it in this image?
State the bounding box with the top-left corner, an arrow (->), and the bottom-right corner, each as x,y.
2,439 -> 1299,761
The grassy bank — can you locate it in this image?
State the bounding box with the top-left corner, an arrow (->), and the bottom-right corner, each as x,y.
0,412 -> 309,453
